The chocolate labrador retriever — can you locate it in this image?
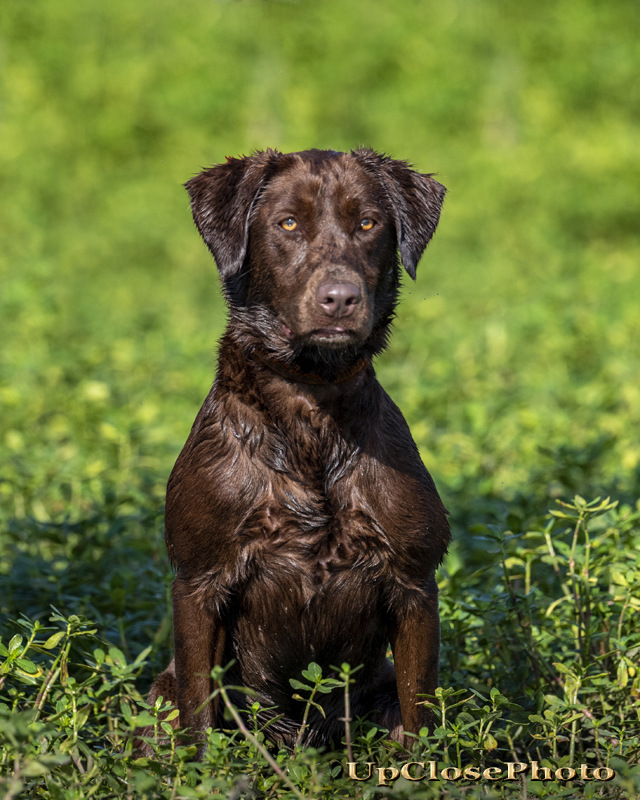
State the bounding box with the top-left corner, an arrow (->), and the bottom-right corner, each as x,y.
143,148 -> 450,754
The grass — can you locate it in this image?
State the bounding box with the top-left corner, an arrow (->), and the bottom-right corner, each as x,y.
1,0 -> 640,795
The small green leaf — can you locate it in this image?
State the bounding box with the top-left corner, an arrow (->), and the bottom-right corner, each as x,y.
21,760 -> 50,778
75,708 -> 90,731
617,660 -> 628,688
544,694 -> 563,706
8,635 -> 23,655
120,700 -> 132,724
16,658 -> 38,674
611,570 -> 628,586
108,647 -> 127,667
56,698 -> 69,713
306,699 -> 326,717
133,646 -> 152,665
289,679 -> 312,691
302,662 -> 322,681
132,712 -> 157,728
43,632 -> 65,650
484,733 -> 498,751
72,628 -> 97,637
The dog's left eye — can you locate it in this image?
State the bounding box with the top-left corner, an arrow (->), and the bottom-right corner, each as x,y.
360,218 -> 375,231
280,218 -> 297,231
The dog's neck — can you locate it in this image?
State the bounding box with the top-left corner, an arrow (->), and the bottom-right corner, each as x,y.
254,350 -> 369,386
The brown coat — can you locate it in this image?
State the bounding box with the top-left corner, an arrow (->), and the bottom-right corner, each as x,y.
144,148 -> 450,754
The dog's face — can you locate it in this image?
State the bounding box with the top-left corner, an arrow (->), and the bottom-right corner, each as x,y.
247,153 -> 398,351
185,148 -> 445,362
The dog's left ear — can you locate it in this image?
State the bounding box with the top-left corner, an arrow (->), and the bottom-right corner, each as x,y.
352,148 -> 446,280
185,149 -> 282,283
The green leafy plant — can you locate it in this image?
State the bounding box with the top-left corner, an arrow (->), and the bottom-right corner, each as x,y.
2,0 -> 640,795
2,498 -> 640,797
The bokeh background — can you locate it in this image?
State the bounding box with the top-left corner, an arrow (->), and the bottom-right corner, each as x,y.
1,0 -> 639,618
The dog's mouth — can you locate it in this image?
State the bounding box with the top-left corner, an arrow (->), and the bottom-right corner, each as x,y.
282,322 -> 354,339
280,320 -> 368,353
306,327 -> 363,352
314,327 -> 352,339
281,322 -> 357,345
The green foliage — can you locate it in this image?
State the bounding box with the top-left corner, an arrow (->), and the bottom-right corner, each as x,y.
2,499 -> 640,796
1,0 -> 640,796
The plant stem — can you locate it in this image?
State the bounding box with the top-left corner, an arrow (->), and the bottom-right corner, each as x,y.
341,677 -> 353,763
293,686 -> 317,755
217,684 -> 308,800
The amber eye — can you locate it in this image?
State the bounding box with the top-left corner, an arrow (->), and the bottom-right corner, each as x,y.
360,218 -> 375,231
281,218 -> 297,231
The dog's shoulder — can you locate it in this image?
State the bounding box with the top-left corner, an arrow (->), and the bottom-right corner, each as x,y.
163,383 -> 270,567
352,382 -> 451,564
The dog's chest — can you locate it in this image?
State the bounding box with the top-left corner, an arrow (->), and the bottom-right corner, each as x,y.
240,490 -> 389,581
230,420 -> 393,581
183,400 -> 442,598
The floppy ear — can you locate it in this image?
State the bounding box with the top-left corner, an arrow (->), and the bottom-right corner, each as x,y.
352,148 -> 446,280
184,149 -> 282,282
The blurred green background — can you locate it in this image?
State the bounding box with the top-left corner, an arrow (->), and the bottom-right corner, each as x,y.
1,0 -> 639,614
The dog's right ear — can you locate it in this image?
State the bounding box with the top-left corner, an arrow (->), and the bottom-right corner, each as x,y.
185,150 -> 282,282
352,148 -> 446,280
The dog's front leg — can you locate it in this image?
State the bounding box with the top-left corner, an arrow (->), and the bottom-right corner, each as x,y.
172,573 -> 226,753
389,584 -> 440,742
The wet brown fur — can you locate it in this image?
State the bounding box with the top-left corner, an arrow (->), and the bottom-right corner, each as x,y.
139,148 -> 451,755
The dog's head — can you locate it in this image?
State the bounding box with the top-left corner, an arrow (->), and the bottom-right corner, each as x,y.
185,148 -> 445,366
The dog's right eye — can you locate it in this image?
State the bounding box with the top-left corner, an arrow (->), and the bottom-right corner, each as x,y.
280,218 -> 297,231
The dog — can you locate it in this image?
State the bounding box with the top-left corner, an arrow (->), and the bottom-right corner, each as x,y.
142,148 -> 450,755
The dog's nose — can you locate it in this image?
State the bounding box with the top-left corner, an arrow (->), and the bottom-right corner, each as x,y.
315,282 -> 362,318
